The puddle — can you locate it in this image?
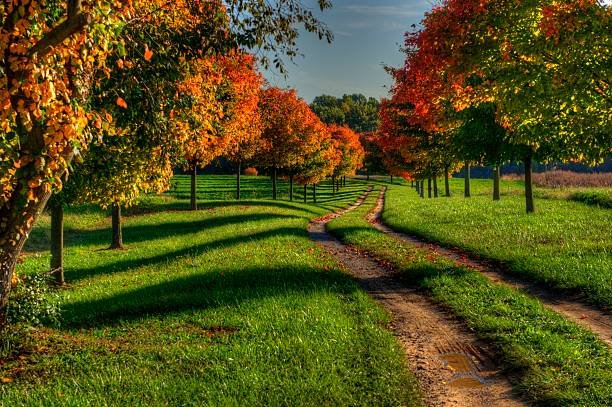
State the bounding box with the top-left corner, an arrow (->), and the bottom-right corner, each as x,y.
450,377 -> 485,388
441,353 -> 473,372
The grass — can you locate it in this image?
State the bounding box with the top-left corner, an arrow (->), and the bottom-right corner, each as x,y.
169,174 -> 346,202
326,186 -> 612,406
2,176 -> 421,406
382,178 -> 612,310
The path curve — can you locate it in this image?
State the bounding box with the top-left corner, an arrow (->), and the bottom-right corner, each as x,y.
368,188 -> 612,347
308,188 -> 523,407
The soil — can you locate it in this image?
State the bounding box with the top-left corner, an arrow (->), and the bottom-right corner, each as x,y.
368,188 -> 612,347
308,189 -> 523,406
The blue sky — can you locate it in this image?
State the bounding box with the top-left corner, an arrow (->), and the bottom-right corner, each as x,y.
262,0 -> 434,103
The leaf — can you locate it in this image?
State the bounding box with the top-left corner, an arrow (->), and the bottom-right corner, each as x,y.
116,97 -> 128,109
1,377 -> 13,383
144,46 -> 153,62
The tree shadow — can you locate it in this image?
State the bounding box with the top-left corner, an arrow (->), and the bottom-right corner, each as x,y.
63,212 -> 301,248
67,226 -> 306,282
60,262 -> 358,329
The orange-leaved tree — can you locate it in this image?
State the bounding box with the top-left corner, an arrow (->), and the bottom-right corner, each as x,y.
257,87 -> 326,200
0,0 -> 130,323
329,125 -> 365,193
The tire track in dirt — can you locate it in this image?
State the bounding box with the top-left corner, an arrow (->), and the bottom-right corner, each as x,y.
308,188 -> 523,407
368,187 -> 612,347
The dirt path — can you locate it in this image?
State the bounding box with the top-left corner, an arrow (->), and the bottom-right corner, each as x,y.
308,189 -> 523,407
368,188 -> 612,347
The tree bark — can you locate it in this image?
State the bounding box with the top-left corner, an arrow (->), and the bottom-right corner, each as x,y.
524,154 -> 535,213
289,175 -> 294,201
236,161 -> 241,200
272,166 -> 277,200
427,178 -> 432,198
110,203 -> 124,250
303,184 -> 307,203
50,197 -> 65,286
313,184 -> 317,203
416,180 -> 420,195
464,161 -> 471,198
493,164 -> 501,201
444,166 -> 451,197
420,181 -> 425,198
433,176 -> 438,198
190,162 -> 198,210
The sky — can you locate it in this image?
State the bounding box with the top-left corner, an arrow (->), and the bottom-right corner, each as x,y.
262,0 -> 434,103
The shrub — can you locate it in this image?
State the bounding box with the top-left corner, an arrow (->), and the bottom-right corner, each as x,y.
570,192 -> 612,209
7,273 -> 61,327
244,167 -> 258,176
502,170 -> 612,188
1,273 -> 60,359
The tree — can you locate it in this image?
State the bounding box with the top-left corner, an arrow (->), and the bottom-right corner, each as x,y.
257,87 -> 326,200
311,94 -> 380,133
329,125 -> 365,191
0,0 -> 336,325
359,132 -> 385,179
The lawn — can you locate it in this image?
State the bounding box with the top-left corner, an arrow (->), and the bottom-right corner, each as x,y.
1,176 -> 420,406
327,186 -> 612,406
382,178 -> 612,310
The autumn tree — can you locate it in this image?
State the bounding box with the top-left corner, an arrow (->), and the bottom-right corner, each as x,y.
329,125 -> 365,192
257,87 -> 327,200
0,0 -> 336,324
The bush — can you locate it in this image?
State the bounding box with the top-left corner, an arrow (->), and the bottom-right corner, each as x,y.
1,273 -> 60,359
244,167 -> 258,176
535,171 -> 612,188
570,192 -> 612,209
7,273 -> 61,327
502,170 -> 612,188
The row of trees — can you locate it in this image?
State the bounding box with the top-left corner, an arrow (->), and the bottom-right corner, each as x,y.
377,0 -> 610,211
0,0 -> 338,324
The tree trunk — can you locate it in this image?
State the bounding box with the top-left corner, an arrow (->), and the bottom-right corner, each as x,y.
110,203 -> 124,250
444,166 -> 451,197
303,184 -> 307,203
420,181 -> 425,198
343,176 -> 346,187
433,176 -> 438,198
289,175 -> 294,201
390,175 -> 394,184
464,161 -> 471,198
416,180 -> 420,195
236,161 -> 241,200
427,178 -> 432,198
524,154 -> 535,213
0,187 -> 53,326
493,164 -> 501,201
313,184 -> 317,203
366,172 -> 370,181
190,163 -> 198,210
50,198 -> 65,286
332,176 -> 336,196
272,166 -> 277,200
411,180 -> 414,188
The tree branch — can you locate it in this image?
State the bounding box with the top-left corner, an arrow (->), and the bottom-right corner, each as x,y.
29,0 -> 90,58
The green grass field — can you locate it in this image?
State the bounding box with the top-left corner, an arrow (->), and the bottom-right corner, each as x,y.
2,176 -> 421,406
383,178 -> 612,310
327,186 -> 612,406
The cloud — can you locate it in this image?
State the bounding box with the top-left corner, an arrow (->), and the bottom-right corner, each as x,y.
338,3 -> 430,18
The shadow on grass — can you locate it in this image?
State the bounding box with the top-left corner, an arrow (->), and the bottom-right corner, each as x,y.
61,263 -> 357,329
68,226 -> 306,283
64,213 -> 301,248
